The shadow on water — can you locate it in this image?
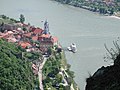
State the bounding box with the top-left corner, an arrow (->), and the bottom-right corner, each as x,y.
62,47 -> 68,51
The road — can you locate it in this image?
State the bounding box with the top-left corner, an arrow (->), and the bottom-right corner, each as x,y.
38,56 -> 47,90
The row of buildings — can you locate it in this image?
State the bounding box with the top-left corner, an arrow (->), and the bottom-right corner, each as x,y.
0,20 -> 59,54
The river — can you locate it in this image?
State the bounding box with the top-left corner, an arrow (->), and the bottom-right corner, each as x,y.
1,0 -> 120,90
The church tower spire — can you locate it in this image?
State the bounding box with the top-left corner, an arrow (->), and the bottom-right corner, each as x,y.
43,20 -> 49,34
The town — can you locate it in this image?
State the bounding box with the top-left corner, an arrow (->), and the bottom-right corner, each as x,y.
0,17 -> 59,54
0,15 -> 79,90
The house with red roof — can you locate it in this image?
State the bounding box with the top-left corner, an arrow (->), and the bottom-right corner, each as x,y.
23,32 -> 32,38
0,21 -> 60,54
38,34 -> 58,53
0,33 -> 7,38
32,36 -> 38,41
32,28 -> 43,36
38,34 -> 50,41
18,42 -> 32,49
52,36 -> 58,46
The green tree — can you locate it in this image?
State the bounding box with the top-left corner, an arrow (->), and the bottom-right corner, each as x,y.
47,47 -> 52,55
19,14 -> 25,24
55,74 -> 63,83
1,15 -> 7,19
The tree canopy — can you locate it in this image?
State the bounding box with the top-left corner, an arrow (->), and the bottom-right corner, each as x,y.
0,39 -> 35,90
19,14 -> 25,24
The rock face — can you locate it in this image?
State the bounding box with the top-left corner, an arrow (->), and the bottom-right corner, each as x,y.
85,54 -> 120,90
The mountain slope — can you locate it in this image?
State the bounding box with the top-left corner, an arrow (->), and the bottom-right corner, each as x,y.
0,39 -> 35,90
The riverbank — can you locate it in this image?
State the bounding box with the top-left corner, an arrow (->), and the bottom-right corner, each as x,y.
107,15 -> 120,20
52,0 -> 120,18
42,49 -> 80,90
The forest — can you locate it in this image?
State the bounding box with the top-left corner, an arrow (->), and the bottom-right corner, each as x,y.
0,39 -> 39,90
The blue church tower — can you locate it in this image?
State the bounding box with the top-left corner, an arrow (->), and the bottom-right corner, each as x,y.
43,20 -> 49,34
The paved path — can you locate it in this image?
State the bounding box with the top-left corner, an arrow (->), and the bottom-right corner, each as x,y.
38,56 -> 47,90
71,84 -> 75,90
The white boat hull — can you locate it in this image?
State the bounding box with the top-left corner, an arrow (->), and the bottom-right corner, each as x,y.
67,43 -> 77,53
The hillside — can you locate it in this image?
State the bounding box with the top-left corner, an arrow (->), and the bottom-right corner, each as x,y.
0,39 -> 36,90
0,15 -> 19,24
42,49 -> 79,90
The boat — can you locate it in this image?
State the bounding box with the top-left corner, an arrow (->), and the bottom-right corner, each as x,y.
67,43 -> 77,53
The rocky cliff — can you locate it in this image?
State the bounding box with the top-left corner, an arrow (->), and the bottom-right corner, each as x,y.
86,54 -> 120,90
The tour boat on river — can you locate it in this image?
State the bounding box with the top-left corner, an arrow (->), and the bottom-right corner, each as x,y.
67,43 -> 77,53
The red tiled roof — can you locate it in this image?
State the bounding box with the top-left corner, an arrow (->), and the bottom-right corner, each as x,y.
40,34 -> 50,38
18,42 -> 31,48
33,28 -> 43,35
0,36 -> 4,38
3,35 -> 9,39
24,32 -> 31,37
52,36 -> 58,43
30,27 -> 36,32
32,36 -> 38,41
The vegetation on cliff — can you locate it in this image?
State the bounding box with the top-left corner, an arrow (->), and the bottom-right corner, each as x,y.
86,40 -> 120,90
42,48 -> 79,90
0,39 -> 39,90
0,15 -> 19,24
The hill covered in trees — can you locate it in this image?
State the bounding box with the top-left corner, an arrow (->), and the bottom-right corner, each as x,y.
0,39 -> 37,90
